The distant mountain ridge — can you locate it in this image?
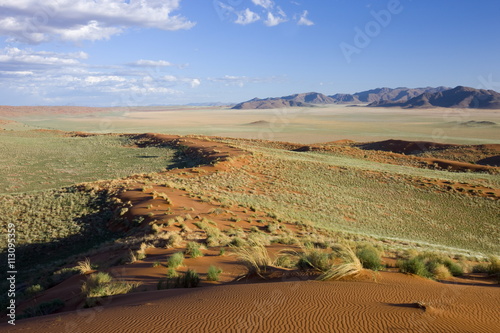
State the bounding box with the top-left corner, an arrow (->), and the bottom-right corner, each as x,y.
232,92 -> 336,109
232,86 -> 500,109
369,86 -> 500,109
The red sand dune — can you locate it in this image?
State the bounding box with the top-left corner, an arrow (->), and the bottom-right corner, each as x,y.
4,272 -> 499,333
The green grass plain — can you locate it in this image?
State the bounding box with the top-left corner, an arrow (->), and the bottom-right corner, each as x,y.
0,130 -> 176,194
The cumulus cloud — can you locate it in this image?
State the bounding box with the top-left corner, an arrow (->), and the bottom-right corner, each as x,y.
297,10 -> 314,26
235,9 -> 260,25
0,0 -> 195,44
264,11 -> 287,27
251,0 -> 274,10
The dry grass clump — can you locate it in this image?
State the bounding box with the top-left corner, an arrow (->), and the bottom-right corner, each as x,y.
297,248 -> 331,272
185,242 -> 204,258
274,251 -> 298,269
318,245 -> 362,281
166,233 -> 183,248
431,264 -> 452,280
75,258 -> 93,274
233,243 -> 271,278
81,272 -> 140,307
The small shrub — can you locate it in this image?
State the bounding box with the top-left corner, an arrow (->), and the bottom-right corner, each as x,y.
207,265 -> 222,281
181,269 -> 200,288
159,270 -> 200,289
356,244 -> 383,270
185,242 -> 203,258
166,267 -> 179,278
152,261 -> 162,268
167,252 -> 185,269
25,284 -> 44,297
297,248 -> 330,272
398,253 -> 463,279
397,257 -> 432,278
167,233 -> 183,248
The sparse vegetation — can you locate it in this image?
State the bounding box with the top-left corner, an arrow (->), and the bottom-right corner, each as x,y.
167,252 -> 185,269
207,265 -> 222,281
356,244 -> 383,271
81,272 -> 140,307
157,269 -> 200,289
234,243 -> 271,277
185,242 -> 203,258
397,252 -> 463,279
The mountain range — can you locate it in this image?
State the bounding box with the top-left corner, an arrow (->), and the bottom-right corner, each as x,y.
368,86 -> 500,109
231,86 -> 500,109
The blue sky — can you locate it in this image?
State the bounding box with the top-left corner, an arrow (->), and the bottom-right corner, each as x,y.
0,0 -> 499,106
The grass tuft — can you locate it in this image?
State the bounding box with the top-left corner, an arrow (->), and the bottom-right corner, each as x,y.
233,243 -> 271,278
318,245 -> 362,281
207,265 -> 223,281
167,252 -> 185,269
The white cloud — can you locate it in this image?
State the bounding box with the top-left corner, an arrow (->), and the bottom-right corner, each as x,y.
0,0 -> 195,44
190,78 -> 201,88
235,9 -> 260,25
162,75 -> 201,88
297,10 -> 314,26
130,59 -> 175,67
252,0 -> 274,9
0,47 -> 86,68
264,11 -> 287,27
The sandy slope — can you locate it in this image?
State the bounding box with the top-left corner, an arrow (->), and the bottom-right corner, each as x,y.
3,272 -> 499,333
